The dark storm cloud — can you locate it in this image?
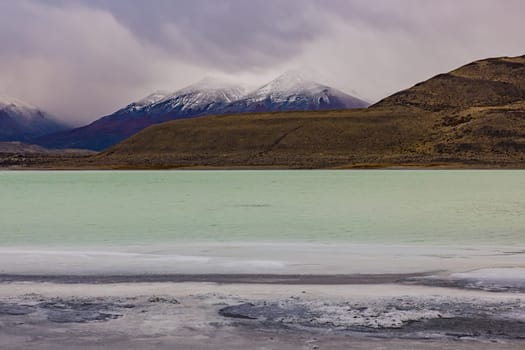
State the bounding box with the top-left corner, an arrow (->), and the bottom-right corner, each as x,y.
0,0 -> 524,124
42,0 -> 327,71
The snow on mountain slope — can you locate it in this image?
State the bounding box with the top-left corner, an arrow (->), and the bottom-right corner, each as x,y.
0,94 -> 48,123
106,78 -> 246,120
222,71 -> 370,113
32,78 -> 247,151
147,77 -> 246,117
32,74 -> 368,151
126,91 -> 170,112
0,94 -> 68,141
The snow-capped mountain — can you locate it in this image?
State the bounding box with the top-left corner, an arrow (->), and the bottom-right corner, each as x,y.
113,78 -> 245,119
223,71 -> 369,113
33,74 -> 368,151
0,94 -> 68,141
125,91 -> 170,112
145,77 -> 246,118
33,78 -> 246,151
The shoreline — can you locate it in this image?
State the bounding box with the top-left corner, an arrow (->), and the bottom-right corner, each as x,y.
0,243 -> 523,275
4,162 -> 525,170
0,243 -> 523,295
0,246 -> 523,349
3,153 -> 525,171
0,269 -> 523,294
1,243 -> 522,348
0,272 -> 431,285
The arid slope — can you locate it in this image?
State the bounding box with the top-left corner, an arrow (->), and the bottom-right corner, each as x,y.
75,55 -> 525,168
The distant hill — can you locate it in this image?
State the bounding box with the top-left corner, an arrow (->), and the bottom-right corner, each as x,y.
0,141 -> 95,154
93,55 -> 525,169
0,95 -> 68,142
32,75 -> 368,151
0,141 -> 95,169
0,141 -> 51,154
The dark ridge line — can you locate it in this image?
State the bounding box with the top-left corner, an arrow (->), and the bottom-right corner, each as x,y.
0,272 -> 434,285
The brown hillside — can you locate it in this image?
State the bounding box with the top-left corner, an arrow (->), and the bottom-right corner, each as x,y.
99,107 -> 431,168
95,55 -> 525,169
374,55 -> 525,111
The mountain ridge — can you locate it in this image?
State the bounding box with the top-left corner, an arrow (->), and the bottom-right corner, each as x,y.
0,94 -> 68,142
32,74 -> 369,151
222,71 -> 369,113
90,54 -> 525,169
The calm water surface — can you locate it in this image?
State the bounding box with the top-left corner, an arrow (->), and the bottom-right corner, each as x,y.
1,170 -> 524,247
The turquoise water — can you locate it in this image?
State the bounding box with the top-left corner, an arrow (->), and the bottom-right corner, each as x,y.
0,170 -> 524,247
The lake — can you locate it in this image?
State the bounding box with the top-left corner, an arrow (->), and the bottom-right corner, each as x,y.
1,170 -> 524,247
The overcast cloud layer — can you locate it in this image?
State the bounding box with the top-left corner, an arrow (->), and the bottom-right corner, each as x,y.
0,0 -> 524,125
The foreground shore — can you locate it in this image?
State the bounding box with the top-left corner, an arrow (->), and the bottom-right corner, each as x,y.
0,280 -> 524,349
0,243 -> 524,349
0,242 -> 523,349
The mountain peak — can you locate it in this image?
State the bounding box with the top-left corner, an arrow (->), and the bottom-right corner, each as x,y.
223,71 -> 369,113
274,70 -> 311,83
32,73 -> 368,150
135,91 -> 170,107
0,94 -> 67,142
0,94 -> 38,111
195,76 -> 229,87
257,71 -> 318,95
180,76 -> 244,93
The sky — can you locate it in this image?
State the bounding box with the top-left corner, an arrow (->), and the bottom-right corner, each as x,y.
0,0 -> 524,125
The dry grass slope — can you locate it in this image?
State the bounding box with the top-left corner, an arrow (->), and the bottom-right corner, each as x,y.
92,55 -> 525,169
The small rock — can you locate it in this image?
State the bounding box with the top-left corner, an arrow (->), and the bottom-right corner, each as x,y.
147,296 -> 180,304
